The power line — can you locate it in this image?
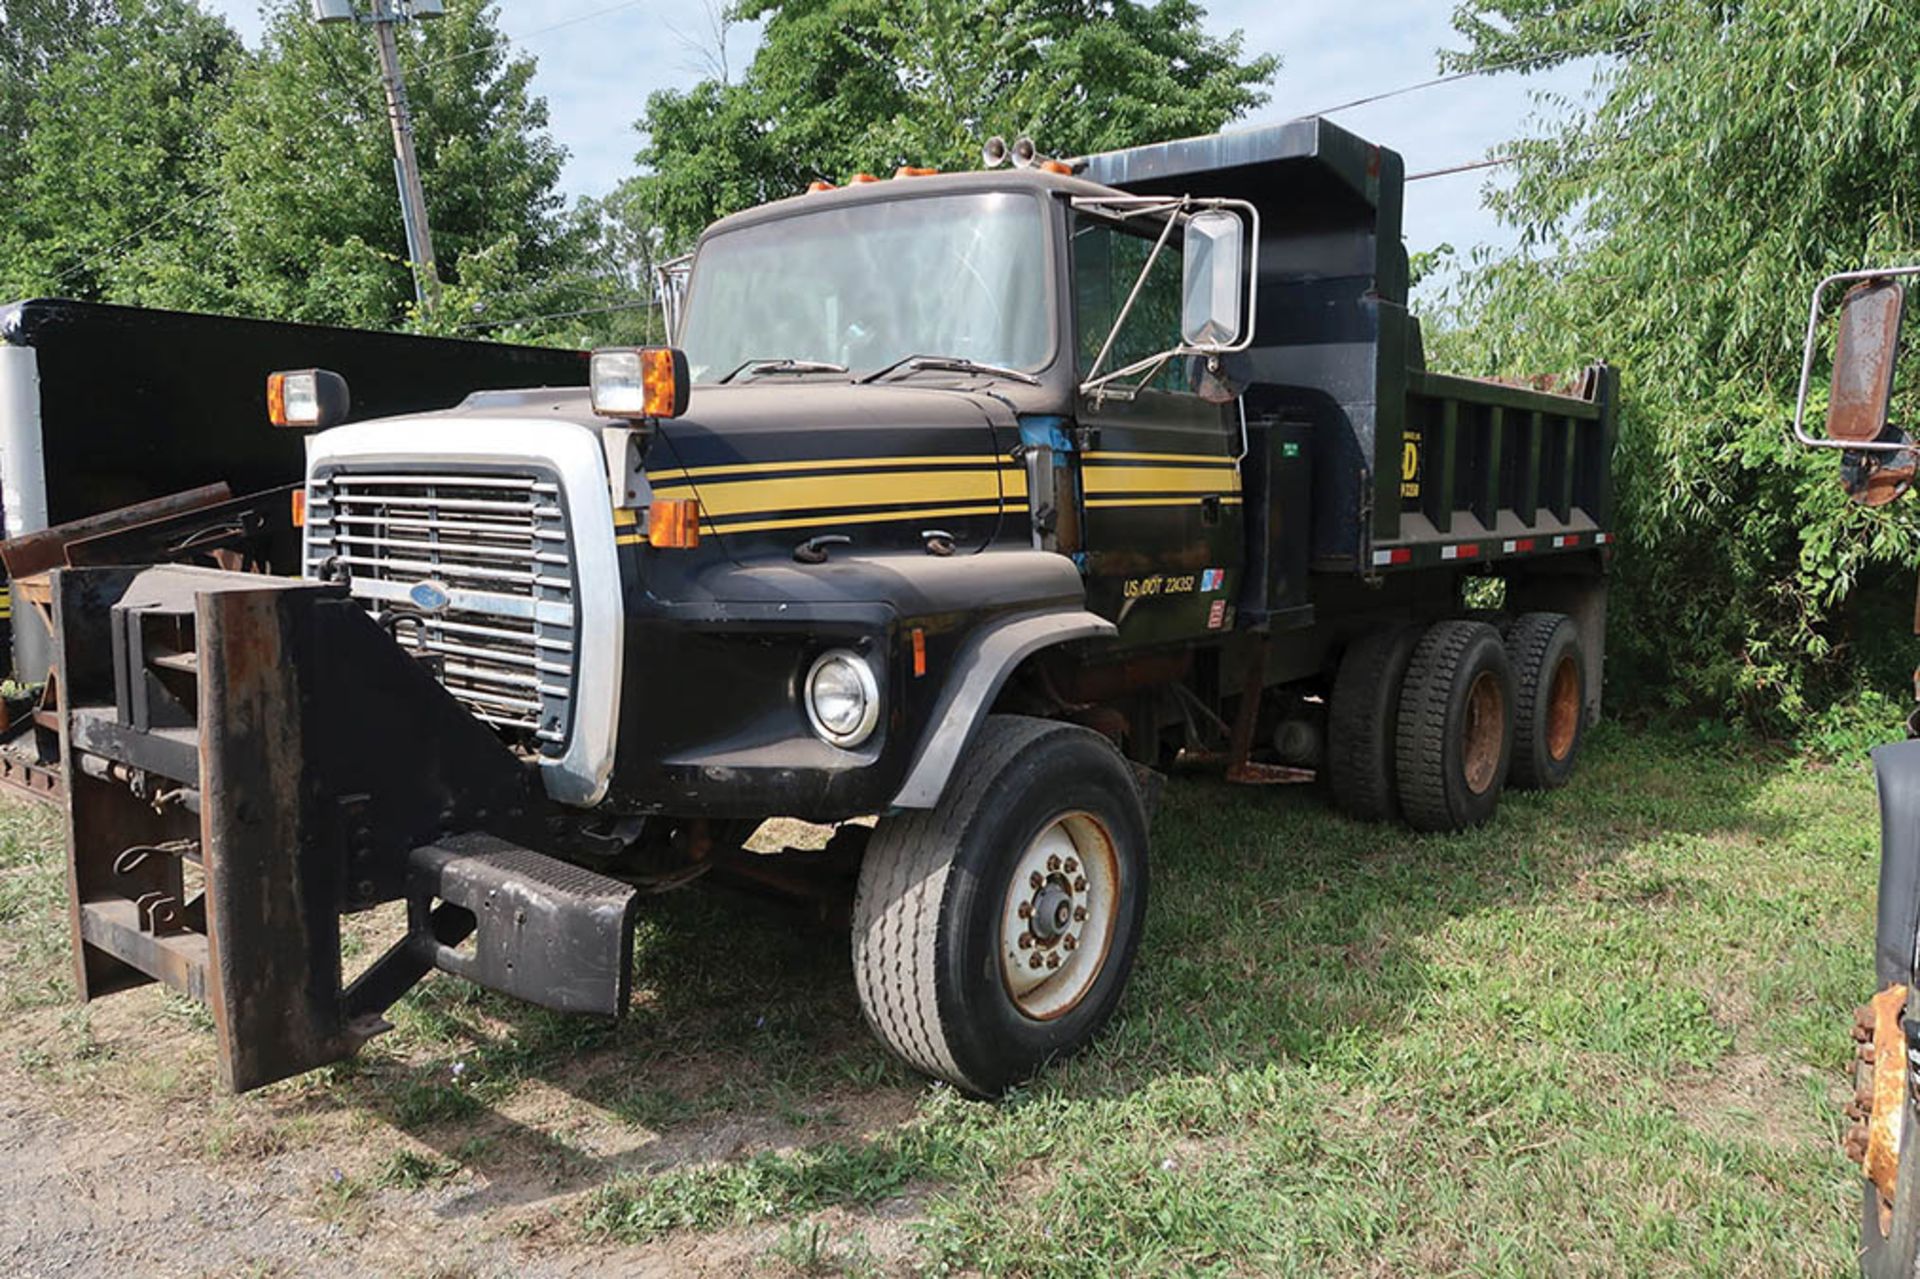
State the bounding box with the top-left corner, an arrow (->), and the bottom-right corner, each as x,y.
455,298 -> 658,332
1305,35 -> 1632,119
1407,155 -> 1513,182
48,187 -> 222,291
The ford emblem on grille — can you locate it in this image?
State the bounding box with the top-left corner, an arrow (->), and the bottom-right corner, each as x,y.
409,579 -> 452,613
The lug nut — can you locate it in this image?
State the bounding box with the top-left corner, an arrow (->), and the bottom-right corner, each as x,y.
1047,854 -> 1061,872
1030,872 -> 1043,890
1074,906 -> 1087,921
1029,953 -> 1043,969
1019,933 -> 1033,949
1063,935 -> 1077,951
1074,876 -> 1087,892
1018,901 -> 1033,919
1047,954 -> 1060,969
1064,858 -> 1078,874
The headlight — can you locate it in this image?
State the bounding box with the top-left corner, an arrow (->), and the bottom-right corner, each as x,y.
804,649 -> 879,747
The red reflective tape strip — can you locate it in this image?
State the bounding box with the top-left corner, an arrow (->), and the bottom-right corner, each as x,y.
1456,542 -> 1479,558
1390,548 -> 1411,564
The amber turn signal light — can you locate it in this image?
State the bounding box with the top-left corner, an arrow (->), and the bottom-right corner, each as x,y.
290,488 -> 307,529
647,497 -> 701,548
590,347 -> 691,420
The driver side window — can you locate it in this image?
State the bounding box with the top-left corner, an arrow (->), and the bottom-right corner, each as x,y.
1072,216 -> 1196,395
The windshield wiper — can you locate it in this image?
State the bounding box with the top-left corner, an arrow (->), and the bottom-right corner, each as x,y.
858,354 -> 1040,386
716,357 -> 850,384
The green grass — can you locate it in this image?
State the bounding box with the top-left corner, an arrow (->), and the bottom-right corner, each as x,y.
0,724 -> 1879,1274
584,726 -> 1875,1274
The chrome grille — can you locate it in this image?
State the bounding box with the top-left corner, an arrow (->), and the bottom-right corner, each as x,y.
303,469 -> 578,753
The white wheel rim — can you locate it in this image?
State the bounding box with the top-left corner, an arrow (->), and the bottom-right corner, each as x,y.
998,811 -> 1120,1021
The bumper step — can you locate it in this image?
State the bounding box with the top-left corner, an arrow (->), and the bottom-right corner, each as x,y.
409,834 -> 638,1017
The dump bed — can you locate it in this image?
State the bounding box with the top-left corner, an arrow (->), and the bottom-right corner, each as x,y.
1081,118 -> 1617,574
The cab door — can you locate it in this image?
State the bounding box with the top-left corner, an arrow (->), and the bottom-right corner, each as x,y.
1070,210 -> 1245,648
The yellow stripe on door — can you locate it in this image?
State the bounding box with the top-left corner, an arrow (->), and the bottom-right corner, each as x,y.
1082,465 -> 1241,495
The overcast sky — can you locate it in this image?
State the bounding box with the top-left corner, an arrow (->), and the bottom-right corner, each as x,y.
206,0 -> 1599,289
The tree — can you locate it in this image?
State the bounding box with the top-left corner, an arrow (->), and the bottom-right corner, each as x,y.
620,0 -> 1279,249
0,0 -> 239,303
0,0 -> 109,187
2,0 -> 616,338
208,0 -> 597,331
1435,0 -> 1920,730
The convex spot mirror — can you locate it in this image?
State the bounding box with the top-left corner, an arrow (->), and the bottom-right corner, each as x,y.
1180,209 -> 1247,349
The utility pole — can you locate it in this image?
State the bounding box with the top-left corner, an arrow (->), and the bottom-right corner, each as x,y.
312,0 -> 444,314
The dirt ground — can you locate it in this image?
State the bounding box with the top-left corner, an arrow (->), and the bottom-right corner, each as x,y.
0,985 -> 924,1278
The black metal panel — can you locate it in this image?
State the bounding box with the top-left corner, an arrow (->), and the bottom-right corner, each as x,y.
0,298 -> 587,541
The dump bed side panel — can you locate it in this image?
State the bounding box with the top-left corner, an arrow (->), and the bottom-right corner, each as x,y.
1081,118 -> 1617,576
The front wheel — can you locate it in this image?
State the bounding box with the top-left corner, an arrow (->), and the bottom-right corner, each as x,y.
851,715 -> 1149,1096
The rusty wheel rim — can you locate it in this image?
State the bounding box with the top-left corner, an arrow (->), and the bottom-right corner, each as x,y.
1461,670 -> 1505,796
998,812 -> 1121,1022
1545,655 -> 1581,763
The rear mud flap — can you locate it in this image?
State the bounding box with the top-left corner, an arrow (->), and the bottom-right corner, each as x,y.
53,565 -> 636,1091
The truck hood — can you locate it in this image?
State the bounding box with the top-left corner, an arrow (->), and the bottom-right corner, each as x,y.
647,380 -> 1027,559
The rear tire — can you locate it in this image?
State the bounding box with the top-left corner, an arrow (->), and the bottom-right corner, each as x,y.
1326,625 -> 1424,822
1504,612 -> 1585,790
851,715 -> 1148,1096
1394,621 -> 1515,832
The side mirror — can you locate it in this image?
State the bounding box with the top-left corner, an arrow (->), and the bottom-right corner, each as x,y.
1828,278 -> 1905,443
1180,210 -> 1247,349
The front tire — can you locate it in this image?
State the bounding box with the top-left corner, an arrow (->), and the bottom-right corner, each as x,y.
851,715 -> 1149,1096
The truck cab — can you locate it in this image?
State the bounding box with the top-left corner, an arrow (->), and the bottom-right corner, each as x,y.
303,162 -> 1260,821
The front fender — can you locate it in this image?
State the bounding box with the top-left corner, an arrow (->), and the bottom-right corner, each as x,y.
890,608 -> 1116,809
1873,738 -> 1920,985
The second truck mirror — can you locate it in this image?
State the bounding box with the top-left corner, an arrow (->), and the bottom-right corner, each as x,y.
1180,210 -> 1246,349
1828,278 -> 1905,444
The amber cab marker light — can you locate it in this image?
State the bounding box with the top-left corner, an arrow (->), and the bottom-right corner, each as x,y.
266,368 -> 350,429
647,497 -> 701,549
849,172 -> 881,184
911,627 -> 928,677
290,488 -> 307,529
590,347 -> 691,420
894,166 -> 938,178
806,180 -> 836,193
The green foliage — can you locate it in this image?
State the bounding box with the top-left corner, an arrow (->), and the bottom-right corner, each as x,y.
621,0 -> 1279,250
210,0 -> 593,330
0,0 -> 109,188
0,0 -> 240,303
1435,0 -> 1920,730
1,0 -> 614,338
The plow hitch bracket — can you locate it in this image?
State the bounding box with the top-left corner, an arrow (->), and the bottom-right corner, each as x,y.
52,564 -> 635,1092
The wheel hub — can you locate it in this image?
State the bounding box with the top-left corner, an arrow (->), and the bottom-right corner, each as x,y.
1848,982 -> 1910,1218
1461,670 -> 1505,795
998,813 -> 1119,1021
1030,881 -> 1073,941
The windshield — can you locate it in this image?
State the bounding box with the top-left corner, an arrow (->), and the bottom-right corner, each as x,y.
677,191 -> 1052,381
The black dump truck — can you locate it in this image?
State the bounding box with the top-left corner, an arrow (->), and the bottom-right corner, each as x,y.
36,118 -> 1617,1096
1792,265 -> 1920,1275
